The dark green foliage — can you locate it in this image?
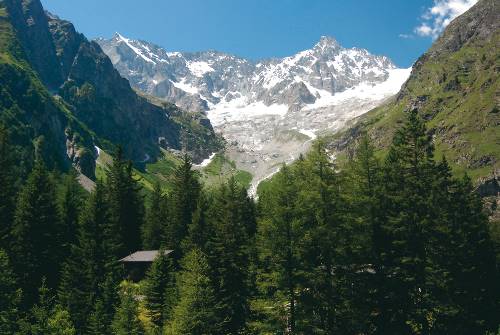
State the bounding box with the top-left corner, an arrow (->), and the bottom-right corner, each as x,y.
205,178 -> 255,334
0,124 -> 17,252
111,283 -> 144,335
143,250 -> 176,329
106,147 -> 145,257
166,249 -> 220,335
58,181 -> 109,332
58,172 -> 85,256
142,183 -> 168,250
166,154 -> 201,251
24,282 -> 76,335
10,160 -> 62,306
0,249 -> 21,335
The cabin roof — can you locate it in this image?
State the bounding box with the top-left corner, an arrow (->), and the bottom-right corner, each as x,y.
119,250 -> 173,263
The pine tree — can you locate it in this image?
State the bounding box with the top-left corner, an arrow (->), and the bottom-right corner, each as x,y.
439,175 -> 499,334
258,164 -> 303,333
143,250 -> 176,329
58,181 -> 109,332
87,300 -> 109,335
28,282 -> 76,335
106,146 -> 144,257
112,283 -> 145,335
206,178 -> 254,334
182,191 -> 210,253
378,110 -> 440,333
58,172 -> 85,257
167,154 -> 200,251
47,306 -> 77,335
10,160 -> 62,306
165,249 -> 219,335
0,249 -> 21,335
0,124 -> 17,252
142,183 -> 168,249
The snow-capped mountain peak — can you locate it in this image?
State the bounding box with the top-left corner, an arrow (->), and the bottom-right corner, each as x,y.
96,34 -> 411,192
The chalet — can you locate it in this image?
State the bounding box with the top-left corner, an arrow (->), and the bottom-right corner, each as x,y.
119,250 -> 174,281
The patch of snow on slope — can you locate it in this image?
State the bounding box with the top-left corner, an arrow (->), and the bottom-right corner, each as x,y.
298,129 -> 317,140
170,79 -> 199,94
116,33 -> 156,64
193,152 -> 217,168
187,61 -> 215,77
207,95 -> 288,127
303,67 -> 412,110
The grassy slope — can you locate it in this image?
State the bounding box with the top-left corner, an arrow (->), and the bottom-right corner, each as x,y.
329,31 -> 499,181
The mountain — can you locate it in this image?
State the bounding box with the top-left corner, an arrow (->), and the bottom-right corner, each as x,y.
0,0 -> 220,180
97,34 -> 410,192
328,0 -> 499,215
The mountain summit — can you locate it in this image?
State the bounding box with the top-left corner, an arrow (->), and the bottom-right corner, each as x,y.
97,35 -> 410,192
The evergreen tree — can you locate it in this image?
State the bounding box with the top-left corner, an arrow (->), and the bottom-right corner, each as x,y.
143,250 -> 176,329
182,191 -> 210,253
439,174 -> 499,334
166,249 -> 219,335
111,283 -> 145,335
87,300 -> 109,335
58,181 -> 109,332
47,306 -> 77,335
258,164 -> 303,333
106,146 -> 144,257
0,249 -> 21,335
58,172 -> 85,256
0,124 -> 17,252
142,183 -> 168,249
10,160 -> 62,305
27,282 -> 76,335
166,154 -> 200,251
206,179 -> 254,334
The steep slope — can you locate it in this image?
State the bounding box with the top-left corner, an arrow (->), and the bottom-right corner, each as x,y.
98,35 -> 410,191
0,0 -> 220,177
331,0 -> 498,179
0,0 -> 95,176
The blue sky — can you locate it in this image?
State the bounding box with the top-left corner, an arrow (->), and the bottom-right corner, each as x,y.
40,0 -> 476,68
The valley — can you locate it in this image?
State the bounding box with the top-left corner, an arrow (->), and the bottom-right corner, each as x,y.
98,35 -> 411,191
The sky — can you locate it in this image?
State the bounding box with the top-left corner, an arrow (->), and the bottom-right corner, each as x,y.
40,0 -> 478,68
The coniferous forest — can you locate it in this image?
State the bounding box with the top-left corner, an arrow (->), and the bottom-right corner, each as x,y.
0,110 -> 499,335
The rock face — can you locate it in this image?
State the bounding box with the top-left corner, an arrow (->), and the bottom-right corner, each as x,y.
98,34 -> 411,191
329,0 -> 499,206
97,35 -> 398,113
0,0 -> 220,178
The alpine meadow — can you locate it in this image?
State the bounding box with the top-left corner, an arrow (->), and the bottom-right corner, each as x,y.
0,0 -> 499,334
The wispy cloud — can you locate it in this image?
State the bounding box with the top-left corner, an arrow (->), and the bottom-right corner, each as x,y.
398,33 -> 414,39
414,0 -> 478,39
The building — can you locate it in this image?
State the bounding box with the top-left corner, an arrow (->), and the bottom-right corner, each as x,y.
119,250 -> 174,281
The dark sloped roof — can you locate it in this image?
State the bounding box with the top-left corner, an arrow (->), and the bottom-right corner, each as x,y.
119,250 -> 173,263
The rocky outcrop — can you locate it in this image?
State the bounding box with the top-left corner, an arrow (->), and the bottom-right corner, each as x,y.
1,0 -> 220,177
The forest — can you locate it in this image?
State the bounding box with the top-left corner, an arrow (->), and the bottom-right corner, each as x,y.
0,111 -> 499,335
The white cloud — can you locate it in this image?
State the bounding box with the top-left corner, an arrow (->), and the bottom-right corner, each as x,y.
414,0 -> 478,39
398,33 -> 414,39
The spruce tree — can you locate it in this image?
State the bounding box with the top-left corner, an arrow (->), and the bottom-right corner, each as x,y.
111,283 -> 145,335
87,300 -> 109,335
0,124 -> 17,252
0,249 -> 21,335
258,164 -> 303,333
10,160 -> 62,305
379,110 -> 440,333
166,249 -> 219,335
182,191 -> 210,253
206,179 -> 253,334
58,181 -> 109,332
142,183 -> 168,249
106,146 -> 144,257
58,172 -> 84,257
167,154 -> 200,251
143,250 -> 176,329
